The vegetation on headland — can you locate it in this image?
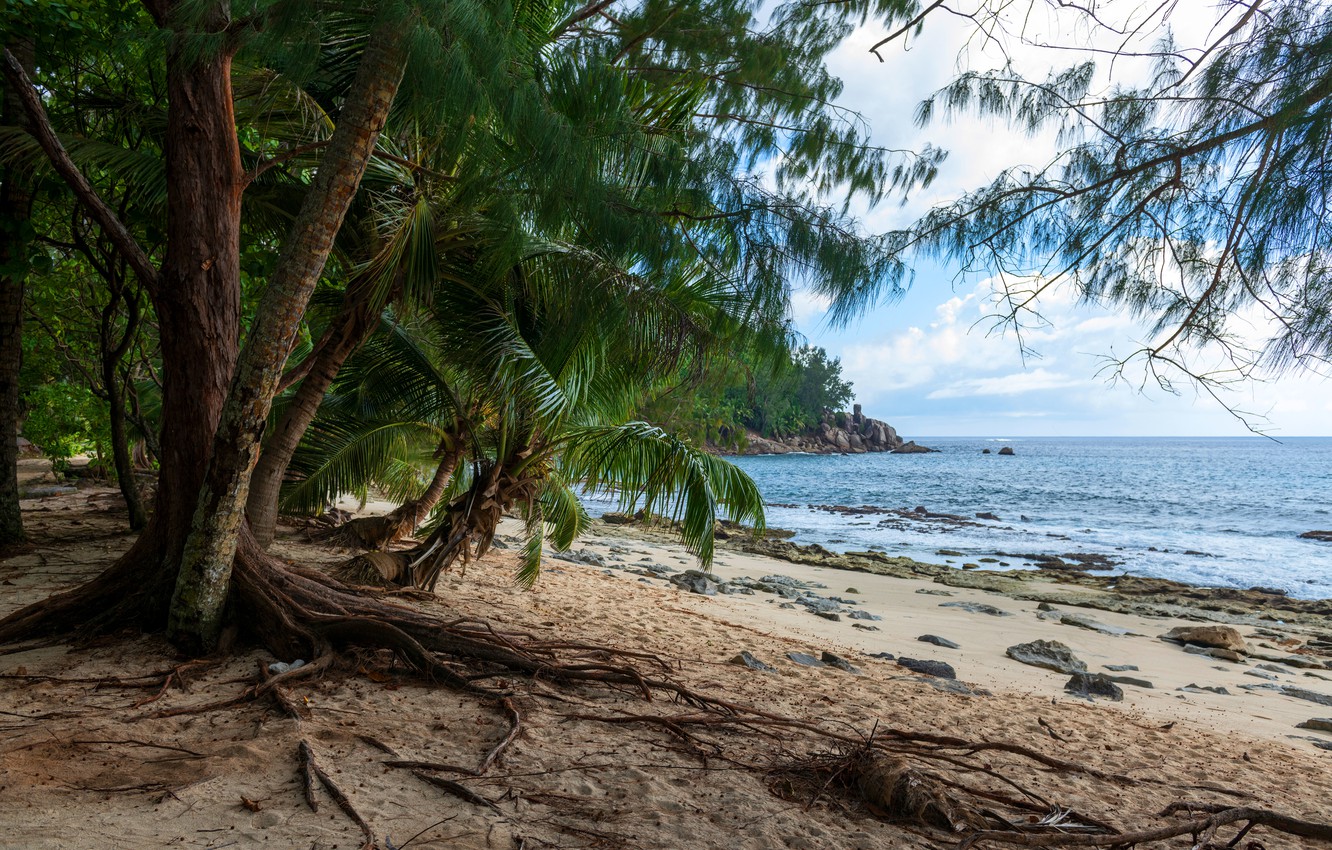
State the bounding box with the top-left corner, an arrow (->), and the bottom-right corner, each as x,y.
635,344 -> 855,450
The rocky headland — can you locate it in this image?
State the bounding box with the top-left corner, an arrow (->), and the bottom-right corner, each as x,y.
728,404 -> 934,456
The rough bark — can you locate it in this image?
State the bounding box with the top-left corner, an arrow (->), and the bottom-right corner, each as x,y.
336,446 -> 461,550
0,38 -> 34,548
167,22 -> 408,652
247,273 -> 390,548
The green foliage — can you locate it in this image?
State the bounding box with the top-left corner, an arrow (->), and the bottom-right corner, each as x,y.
20,381 -> 107,468
640,344 -> 854,442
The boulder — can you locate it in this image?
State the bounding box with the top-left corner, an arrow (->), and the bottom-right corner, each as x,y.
1300,531 -> 1332,542
1006,639 -> 1087,674
821,651 -> 861,674
1297,718 -> 1332,733
892,441 -> 931,454
669,570 -> 718,596
1065,672 -> 1124,701
897,657 -> 956,679
982,448 -> 992,454
997,446 -> 1015,456
917,634 -> 960,649
730,651 -> 777,672
1160,625 -> 1247,653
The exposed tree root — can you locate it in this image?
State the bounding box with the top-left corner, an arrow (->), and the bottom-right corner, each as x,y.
5,530 -> 1332,850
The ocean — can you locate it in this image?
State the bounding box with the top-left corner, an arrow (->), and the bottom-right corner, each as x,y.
585,436 -> 1332,599
721,437 -> 1332,599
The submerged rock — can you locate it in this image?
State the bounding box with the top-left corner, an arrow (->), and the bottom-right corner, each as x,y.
1006,640 -> 1087,674
997,446 -> 1015,456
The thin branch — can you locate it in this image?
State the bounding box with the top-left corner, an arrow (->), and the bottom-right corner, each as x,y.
0,48 -> 159,295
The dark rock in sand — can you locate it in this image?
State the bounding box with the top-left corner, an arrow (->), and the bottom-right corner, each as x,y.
1006,639 -> 1087,674
814,611 -> 841,621
1161,625 -> 1248,653
918,634 -> 960,649
940,601 -> 1011,617
1180,684 -> 1231,695
927,678 -> 991,697
998,446 -> 1015,456
867,651 -> 896,660
821,652 -> 861,674
730,651 -> 777,672
1059,613 -> 1132,636
1297,718 -> 1332,733
1299,530 -> 1332,542
1104,664 -> 1139,672
786,652 -> 825,667
851,623 -> 880,631
669,570 -> 718,596
897,657 -> 956,679
1183,644 -> 1245,663
847,610 -> 882,621
1106,675 -> 1154,689
1065,673 -> 1124,701
915,588 -> 954,597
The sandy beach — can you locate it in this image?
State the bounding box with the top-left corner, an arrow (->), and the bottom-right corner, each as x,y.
2,479 -> 1330,849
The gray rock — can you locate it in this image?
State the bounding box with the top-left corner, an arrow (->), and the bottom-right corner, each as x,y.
847,610 -> 882,621
1183,644 -> 1245,663
1244,670 -> 1280,681
1006,640 -> 1087,674
730,651 -> 777,672
1296,718 -> 1332,733
1256,663 -> 1288,674
850,623 -> 880,631
1059,613 -> 1133,636
927,678 -> 991,697
787,652 -> 825,667
669,570 -> 718,596
1104,664 -> 1139,672
897,657 -> 957,679
866,651 -> 896,660
918,634 -> 960,649
778,602 -> 796,609
799,596 -> 840,613
1279,686 -> 1332,707
821,652 -> 861,674
1065,673 -> 1124,701
814,611 -> 841,621
1180,684 -> 1231,695
1106,675 -> 1154,689
915,588 -> 954,597
939,601 -> 1011,617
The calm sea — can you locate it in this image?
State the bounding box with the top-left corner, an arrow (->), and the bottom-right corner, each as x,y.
715,437 -> 1332,599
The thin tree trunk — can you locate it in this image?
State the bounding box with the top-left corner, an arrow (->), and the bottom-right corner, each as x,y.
247,277 -> 387,547
101,286 -> 146,530
339,446 -> 461,549
167,21 -> 408,652
0,38 -> 34,548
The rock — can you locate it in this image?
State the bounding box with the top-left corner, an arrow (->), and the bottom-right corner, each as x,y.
1183,645 -> 1245,663
1279,686 -> 1332,707
939,601 -> 1011,617
927,678 -> 991,697
1104,664 -> 1139,672
982,448 -> 992,454
1006,640 -> 1087,674
669,570 -> 718,596
268,659 -> 306,675
553,548 -> 606,567
847,610 -> 882,621
1106,675 -> 1154,689
1180,684 -> 1231,695
1065,672 -> 1124,701
897,657 -> 956,679
814,611 -> 841,621
1245,670 -> 1280,681
915,588 -> 953,597
1299,531 -> 1332,542
1059,613 -> 1132,636
1160,625 -> 1248,653
892,441 -> 934,454
799,596 -> 840,614
975,512 -> 1001,521
786,652 -> 825,667
866,651 -> 896,660
1297,718 -> 1332,733
917,634 -> 960,649
851,623 -> 880,631
845,587 -> 860,594
997,446 -> 1015,456
730,651 -> 777,672
821,652 -> 861,674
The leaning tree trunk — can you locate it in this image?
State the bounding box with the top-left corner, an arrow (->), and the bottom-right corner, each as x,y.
246,273 -> 391,548
0,37 -> 34,549
99,278 -> 147,530
337,445 -> 462,550
167,21 -> 408,653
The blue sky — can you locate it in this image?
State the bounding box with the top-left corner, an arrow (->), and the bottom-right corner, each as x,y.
779,6 -> 1332,437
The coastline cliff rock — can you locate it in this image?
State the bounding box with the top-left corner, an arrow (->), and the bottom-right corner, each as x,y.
727,404 -> 934,456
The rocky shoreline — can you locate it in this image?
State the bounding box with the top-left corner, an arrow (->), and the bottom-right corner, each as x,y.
720,404 -> 936,456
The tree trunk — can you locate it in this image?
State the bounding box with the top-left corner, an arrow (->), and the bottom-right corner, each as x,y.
0,37 -> 34,548
0,9 -> 243,640
337,446 -> 461,550
246,275 -> 389,548
167,21 -> 407,652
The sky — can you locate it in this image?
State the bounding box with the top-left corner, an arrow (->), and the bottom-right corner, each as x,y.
781,2 -> 1332,438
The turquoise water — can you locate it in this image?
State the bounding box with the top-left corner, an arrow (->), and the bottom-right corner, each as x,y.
717,437 -> 1332,599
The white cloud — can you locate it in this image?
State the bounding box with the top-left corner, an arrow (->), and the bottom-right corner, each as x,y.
926,367 -> 1083,398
